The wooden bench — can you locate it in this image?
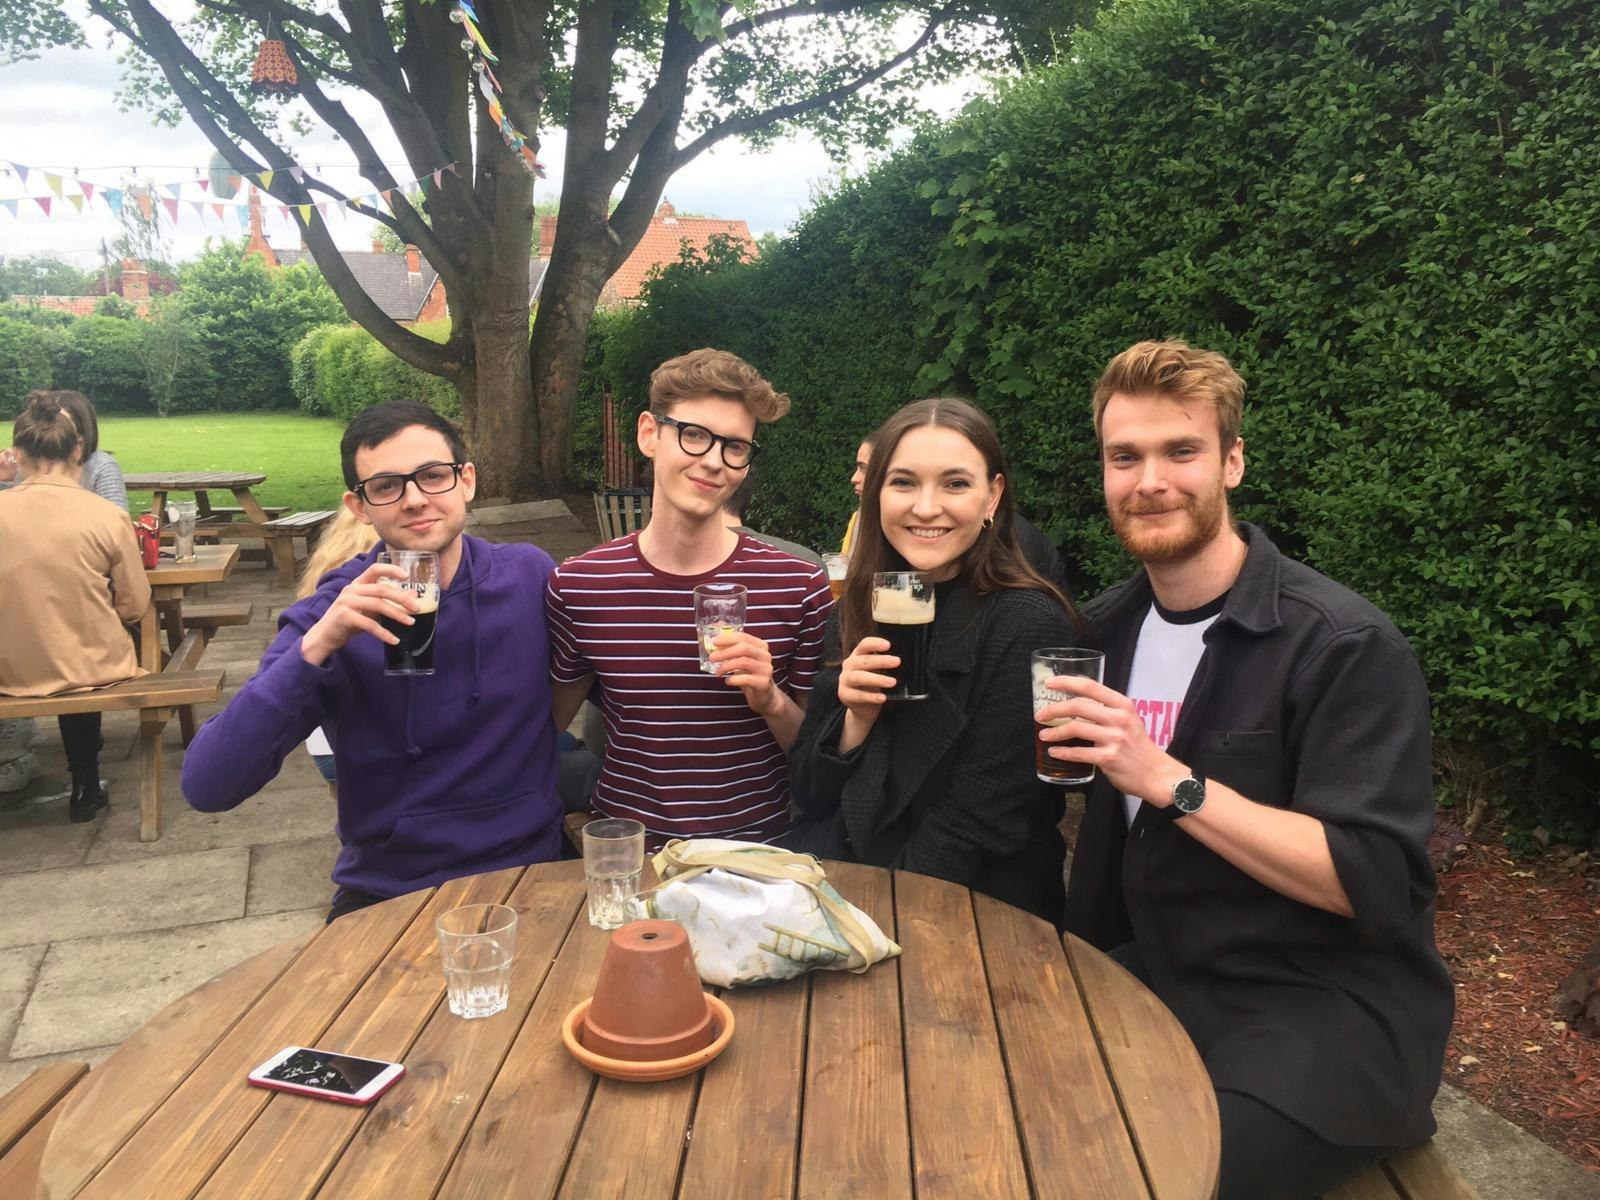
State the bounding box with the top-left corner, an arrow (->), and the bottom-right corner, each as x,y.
202,504 -> 289,521
0,670 -> 224,841
260,510 -> 337,585
593,489 -> 651,542
0,1060 -> 89,1196
1322,1140 -> 1479,1198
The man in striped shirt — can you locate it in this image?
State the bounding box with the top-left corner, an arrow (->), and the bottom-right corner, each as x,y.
547,349 -> 832,845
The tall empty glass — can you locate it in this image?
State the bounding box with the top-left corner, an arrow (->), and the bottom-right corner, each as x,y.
583,818 -> 645,929
693,583 -> 747,674
436,903 -> 517,1018
168,500 -> 198,563
1031,647 -> 1106,785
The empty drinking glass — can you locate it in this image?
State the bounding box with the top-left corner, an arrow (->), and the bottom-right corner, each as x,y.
583,818 -> 645,929
167,500 -> 198,563
693,583 -> 747,674
436,903 -> 517,1018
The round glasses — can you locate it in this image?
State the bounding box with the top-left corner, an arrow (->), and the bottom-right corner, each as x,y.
657,415 -> 759,469
355,462 -> 465,506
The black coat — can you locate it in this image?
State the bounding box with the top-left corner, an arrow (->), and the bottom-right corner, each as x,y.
1065,524 -> 1453,1147
787,581 -> 1075,921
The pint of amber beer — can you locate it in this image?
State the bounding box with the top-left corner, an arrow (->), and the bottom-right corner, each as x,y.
1031,648 -> 1105,785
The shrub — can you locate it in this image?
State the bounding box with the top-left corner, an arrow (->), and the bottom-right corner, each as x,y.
52,315 -> 150,412
291,320 -> 461,423
0,314 -> 59,402
597,0 -> 1600,837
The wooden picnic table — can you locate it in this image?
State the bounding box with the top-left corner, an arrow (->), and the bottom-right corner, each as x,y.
142,542 -> 240,742
32,860 -> 1219,1199
123,471 -> 272,527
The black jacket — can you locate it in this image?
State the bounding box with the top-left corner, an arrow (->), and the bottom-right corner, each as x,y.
787,581 -> 1075,920
1065,523 -> 1453,1147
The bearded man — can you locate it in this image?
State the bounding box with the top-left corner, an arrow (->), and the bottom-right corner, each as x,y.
1036,340 -> 1453,1200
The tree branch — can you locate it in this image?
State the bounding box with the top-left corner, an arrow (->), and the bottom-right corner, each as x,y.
672,3 -> 956,169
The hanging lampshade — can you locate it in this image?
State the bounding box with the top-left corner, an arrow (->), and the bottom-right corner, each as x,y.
250,36 -> 298,96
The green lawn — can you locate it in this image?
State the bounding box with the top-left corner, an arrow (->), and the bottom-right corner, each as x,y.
99,413 -> 348,515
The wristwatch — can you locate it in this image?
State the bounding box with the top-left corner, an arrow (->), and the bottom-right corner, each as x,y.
1170,771 -> 1207,818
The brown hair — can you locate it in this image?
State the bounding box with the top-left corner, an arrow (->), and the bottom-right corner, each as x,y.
840,397 -> 1079,650
648,348 -> 790,424
45,390 -> 100,459
296,507 -> 382,599
13,391 -> 81,465
1091,339 -> 1246,450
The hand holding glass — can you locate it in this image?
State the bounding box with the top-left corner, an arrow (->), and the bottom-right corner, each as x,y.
1031,648 -> 1106,785
871,572 -> 934,700
436,903 -> 517,1018
583,818 -> 645,929
693,583 -> 747,675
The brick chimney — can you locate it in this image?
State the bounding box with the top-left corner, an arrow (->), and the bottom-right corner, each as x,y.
405,244 -> 422,276
372,238 -> 385,254
119,258 -> 149,302
657,200 -> 677,224
243,194 -> 278,268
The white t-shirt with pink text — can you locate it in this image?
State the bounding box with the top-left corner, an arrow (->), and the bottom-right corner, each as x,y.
1122,599 -> 1221,825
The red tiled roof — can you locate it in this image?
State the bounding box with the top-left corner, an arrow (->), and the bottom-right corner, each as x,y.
5,296 -> 152,318
537,203 -> 758,305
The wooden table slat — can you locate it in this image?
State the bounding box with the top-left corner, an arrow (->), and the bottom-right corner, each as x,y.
314,870 -> 586,1200
38,933 -> 313,1200
196,869 -> 526,1200
795,861 -> 911,1200
893,870 -> 1030,1199
71,892 -> 432,1200
1063,932 -> 1220,1200
972,895 -> 1150,1200
555,1069 -> 699,1200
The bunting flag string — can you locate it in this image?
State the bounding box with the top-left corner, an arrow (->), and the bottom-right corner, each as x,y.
450,1 -> 543,179
0,157 -> 462,225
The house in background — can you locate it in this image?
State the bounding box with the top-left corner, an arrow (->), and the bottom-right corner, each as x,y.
7,259 -> 166,318
539,201 -> 758,305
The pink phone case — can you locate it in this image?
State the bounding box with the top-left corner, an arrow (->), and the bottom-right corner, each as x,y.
248,1062 -> 404,1105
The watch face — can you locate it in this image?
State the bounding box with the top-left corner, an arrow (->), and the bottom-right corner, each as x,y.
1173,776 -> 1206,814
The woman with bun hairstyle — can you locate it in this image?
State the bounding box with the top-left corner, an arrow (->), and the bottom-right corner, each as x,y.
787,397 -> 1082,920
0,390 -> 127,509
0,393 -> 151,821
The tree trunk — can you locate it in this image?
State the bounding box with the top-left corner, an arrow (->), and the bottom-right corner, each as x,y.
530,228 -> 613,492
462,315 -> 538,499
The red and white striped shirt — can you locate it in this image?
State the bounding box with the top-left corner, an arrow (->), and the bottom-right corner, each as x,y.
546,533 -> 831,845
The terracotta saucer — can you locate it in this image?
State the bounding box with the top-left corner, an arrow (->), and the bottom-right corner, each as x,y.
562,994 -> 735,1083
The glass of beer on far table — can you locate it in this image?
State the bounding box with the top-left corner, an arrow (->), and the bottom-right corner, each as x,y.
378,550 -> 440,675
694,583 -> 747,674
1031,648 -> 1106,785
872,571 -> 934,700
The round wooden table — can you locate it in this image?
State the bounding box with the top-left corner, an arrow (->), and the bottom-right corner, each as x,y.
35,861 -> 1219,1199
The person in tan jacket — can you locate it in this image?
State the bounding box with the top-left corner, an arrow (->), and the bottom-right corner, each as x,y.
0,393 -> 150,821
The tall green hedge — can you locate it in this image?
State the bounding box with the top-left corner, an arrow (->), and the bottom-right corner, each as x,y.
289,321 -> 460,421
596,0 -> 1600,837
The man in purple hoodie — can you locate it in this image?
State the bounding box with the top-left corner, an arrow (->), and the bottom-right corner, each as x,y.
182,402 -> 562,920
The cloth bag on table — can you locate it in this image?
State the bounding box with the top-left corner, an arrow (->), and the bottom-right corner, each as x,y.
638,839 -> 901,987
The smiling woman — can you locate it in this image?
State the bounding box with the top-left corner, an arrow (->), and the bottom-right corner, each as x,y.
785,397 -> 1086,922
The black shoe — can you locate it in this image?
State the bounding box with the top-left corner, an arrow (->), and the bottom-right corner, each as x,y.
69,781 -> 109,823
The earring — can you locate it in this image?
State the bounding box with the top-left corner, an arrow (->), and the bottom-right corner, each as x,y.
982,515 -> 995,529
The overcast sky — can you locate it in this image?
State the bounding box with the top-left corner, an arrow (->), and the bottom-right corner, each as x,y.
1,6 -> 986,268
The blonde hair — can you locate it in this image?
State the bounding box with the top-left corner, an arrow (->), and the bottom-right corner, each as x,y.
648,348 -> 790,424
1091,340 -> 1246,450
296,507 -> 381,599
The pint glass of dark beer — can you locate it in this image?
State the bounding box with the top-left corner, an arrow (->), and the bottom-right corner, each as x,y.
379,550 -> 440,676
871,571 -> 934,700
1031,648 -> 1105,785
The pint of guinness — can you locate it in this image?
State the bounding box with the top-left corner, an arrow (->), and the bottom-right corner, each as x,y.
379,550 -> 441,676
871,572 -> 934,700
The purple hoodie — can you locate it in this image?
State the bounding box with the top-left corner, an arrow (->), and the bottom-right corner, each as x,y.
182,535 -> 562,898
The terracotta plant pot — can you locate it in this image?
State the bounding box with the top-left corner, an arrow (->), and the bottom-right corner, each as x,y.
580,921 -> 715,1062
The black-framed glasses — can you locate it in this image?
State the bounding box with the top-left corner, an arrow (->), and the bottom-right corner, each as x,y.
657,415 -> 760,468
354,462 -> 465,506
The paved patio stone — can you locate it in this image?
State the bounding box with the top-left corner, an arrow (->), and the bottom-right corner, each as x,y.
0,848 -> 248,949
1433,1082 -> 1600,1200
85,782 -> 336,864
10,908 -> 323,1058
0,944 -> 46,1054
0,801 -> 98,876
247,834 -> 343,916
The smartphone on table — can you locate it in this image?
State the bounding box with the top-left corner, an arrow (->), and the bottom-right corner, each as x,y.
247,1046 -> 404,1105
